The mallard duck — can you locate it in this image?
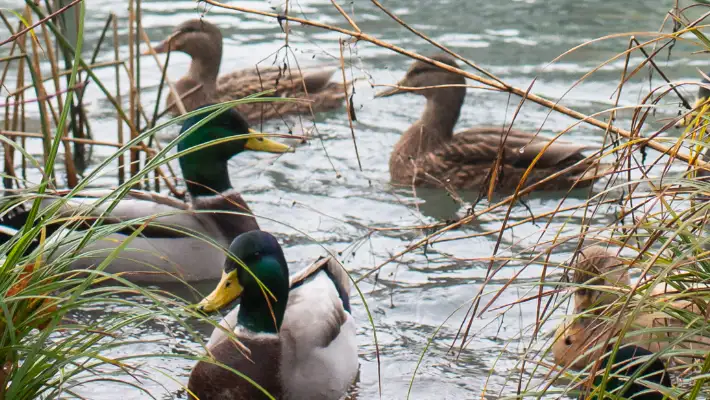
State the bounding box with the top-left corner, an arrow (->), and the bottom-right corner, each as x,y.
375,54 -> 608,192
0,107 -> 292,283
149,19 -> 347,124
579,344 -> 671,400
188,231 -> 358,400
552,246 -> 710,370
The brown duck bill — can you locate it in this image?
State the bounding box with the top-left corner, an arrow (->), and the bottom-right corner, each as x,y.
141,32 -> 179,55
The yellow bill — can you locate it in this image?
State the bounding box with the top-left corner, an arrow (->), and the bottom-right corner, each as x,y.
245,129 -> 293,153
198,270 -> 243,313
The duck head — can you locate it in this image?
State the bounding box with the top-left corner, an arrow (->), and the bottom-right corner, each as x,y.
178,106 -> 292,197
152,19 -> 222,60
375,54 -> 466,100
198,231 -> 291,333
571,246 -> 629,315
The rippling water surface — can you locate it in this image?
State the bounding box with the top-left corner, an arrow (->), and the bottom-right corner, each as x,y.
0,0 -> 705,398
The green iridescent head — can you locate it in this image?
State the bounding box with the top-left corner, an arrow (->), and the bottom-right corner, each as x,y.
177,106 -> 291,197
198,231 -> 290,333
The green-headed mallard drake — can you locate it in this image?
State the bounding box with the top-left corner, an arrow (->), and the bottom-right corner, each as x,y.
376,54 -> 608,192
0,107 -> 292,283
552,246 -> 710,370
149,19 -> 347,124
188,231 -> 358,400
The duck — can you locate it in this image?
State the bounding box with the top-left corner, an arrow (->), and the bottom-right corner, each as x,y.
375,54 -> 608,193
149,19 -> 347,125
188,230 -> 358,400
0,106 -> 292,283
552,245 -> 710,371
578,344 -> 671,400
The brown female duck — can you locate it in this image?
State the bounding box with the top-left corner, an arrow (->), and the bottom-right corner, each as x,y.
150,19 -> 346,124
376,55 -> 607,193
553,246 -> 709,370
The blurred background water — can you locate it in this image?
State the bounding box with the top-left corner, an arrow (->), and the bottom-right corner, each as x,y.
0,0 -> 706,398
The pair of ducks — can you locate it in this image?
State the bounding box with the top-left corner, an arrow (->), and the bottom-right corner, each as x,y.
0,108 -> 358,399
157,18 -> 606,193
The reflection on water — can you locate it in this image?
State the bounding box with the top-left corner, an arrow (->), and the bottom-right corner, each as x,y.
0,0 -> 700,398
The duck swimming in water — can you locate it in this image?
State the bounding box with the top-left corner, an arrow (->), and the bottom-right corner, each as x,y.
188,231 -> 358,400
0,107 -> 292,283
150,19 -> 348,125
376,54 -> 609,193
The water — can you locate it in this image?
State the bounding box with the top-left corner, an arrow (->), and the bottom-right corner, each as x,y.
0,0 -> 704,398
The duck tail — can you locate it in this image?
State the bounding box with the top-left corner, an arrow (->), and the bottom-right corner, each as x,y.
290,256 -> 352,313
577,162 -> 615,183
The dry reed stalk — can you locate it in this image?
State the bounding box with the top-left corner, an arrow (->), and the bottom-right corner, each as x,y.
0,0 -> 82,47
0,82 -> 86,108
1,21 -> 21,189
134,28 -> 186,188
135,0 -> 146,189
41,22 -> 64,121
202,0 -> 708,171
331,0 -> 360,31
128,0 -> 139,186
139,27 -> 187,116
0,54 -> 26,63
112,13 -> 124,185
7,60 -> 123,97
25,8 -> 52,168
38,10 -> 78,187
1,130 -> 156,154
338,39 -> 361,171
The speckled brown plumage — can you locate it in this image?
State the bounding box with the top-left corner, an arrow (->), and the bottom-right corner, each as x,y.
188,332 -> 283,400
378,54 -> 608,193
156,19 -> 347,125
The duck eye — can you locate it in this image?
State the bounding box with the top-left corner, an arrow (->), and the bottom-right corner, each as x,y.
225,281 -> 231,288
564,336 -> 572,346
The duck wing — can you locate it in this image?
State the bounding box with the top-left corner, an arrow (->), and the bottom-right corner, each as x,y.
207,256 -> 350,349
216,67 -> 347,124
280,256 -> 358,399
407,127 -> 601,190
441,127 -> 594,168
1,189 -> 258,245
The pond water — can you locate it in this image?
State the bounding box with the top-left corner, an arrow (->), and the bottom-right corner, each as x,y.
0,0 -> 705,398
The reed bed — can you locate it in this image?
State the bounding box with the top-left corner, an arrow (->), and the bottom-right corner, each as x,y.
0,0 -> 709,399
